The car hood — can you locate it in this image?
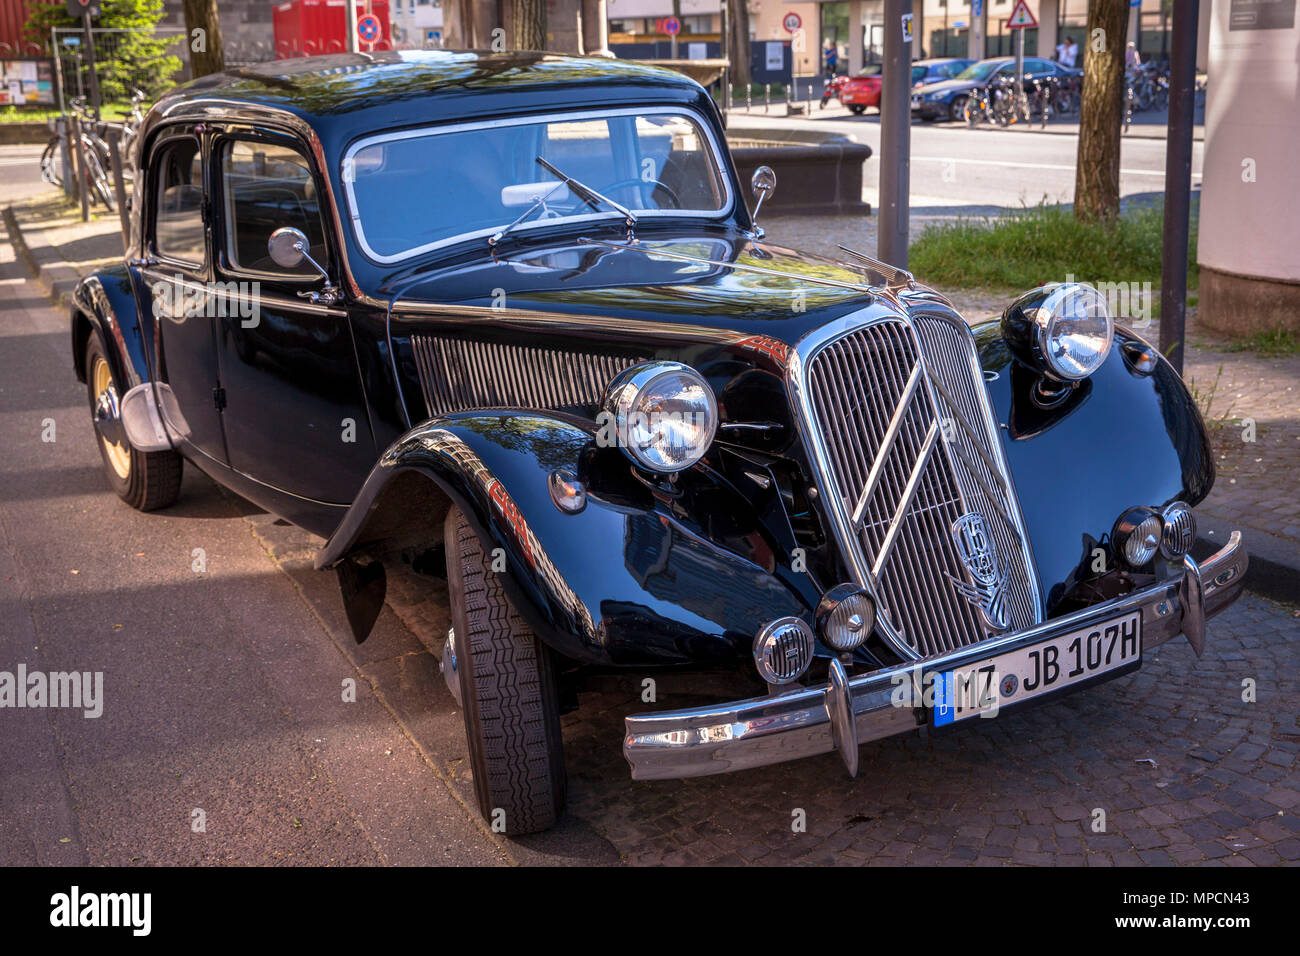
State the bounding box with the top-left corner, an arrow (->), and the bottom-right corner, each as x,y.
383,231 -> 899,347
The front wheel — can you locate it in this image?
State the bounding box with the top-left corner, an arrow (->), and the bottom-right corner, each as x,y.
949,95 -> 968,123
445,507 -> 566,835
849,104 -> 865,115
85,336 -> 182,511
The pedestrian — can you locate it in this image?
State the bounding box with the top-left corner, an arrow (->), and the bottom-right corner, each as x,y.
1126,42 -> 1141,71
1066,35 -> 1078,67
825,42 -> 838,77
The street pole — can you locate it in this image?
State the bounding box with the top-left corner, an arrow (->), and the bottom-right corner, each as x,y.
81,14 -> 100,119
347,0 -> 359,53
721,0 -> 730,112
877,0 -> 912,267
1159,0 -> 1198,374
1015,23 -> 1024,91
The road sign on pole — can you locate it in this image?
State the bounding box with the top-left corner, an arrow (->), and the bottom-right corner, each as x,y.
1006,0 -> 1037,29
357,13 -> 380,47
783,12 -> 802,34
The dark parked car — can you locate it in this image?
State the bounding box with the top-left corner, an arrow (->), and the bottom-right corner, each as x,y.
75,51 -> 1246,834
912,55 -> 1080,121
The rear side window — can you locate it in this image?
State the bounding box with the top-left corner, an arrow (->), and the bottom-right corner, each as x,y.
153,138 -> 204,265
221,140 -> 328,277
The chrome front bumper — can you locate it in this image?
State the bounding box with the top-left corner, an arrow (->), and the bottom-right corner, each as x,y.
623,531 -> 1248,781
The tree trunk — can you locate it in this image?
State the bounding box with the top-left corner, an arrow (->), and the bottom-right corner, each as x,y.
182,0 -> 225,78
1074,0 -> 1127,224
512,0 -> 547,50
730,0 -> 751,88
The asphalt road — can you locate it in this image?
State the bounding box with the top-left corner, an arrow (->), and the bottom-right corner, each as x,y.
0,230 -> 601,866
727,110 -> 1203,213
0,146 -> 60,205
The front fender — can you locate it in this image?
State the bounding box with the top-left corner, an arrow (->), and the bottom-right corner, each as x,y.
317,412 -> 811,667
972,319 -> 1216,613
71,267 -> 153,388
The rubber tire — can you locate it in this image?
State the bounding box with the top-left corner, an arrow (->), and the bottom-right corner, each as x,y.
849,104 -> 865,115
40,136 -> 63,187
949,96 -> 968,123
445,506 -> 566,835
85,336 -> 182,511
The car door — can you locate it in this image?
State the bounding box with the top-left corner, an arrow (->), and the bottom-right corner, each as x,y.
208,129 -> 376,504
140,126 -> 228,465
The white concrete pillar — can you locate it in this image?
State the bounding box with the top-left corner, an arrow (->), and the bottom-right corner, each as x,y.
849,0 -> 864,74
1039,0 -> 1058,59
1196,0 -> 1211,72
1197,0 -> 1300,333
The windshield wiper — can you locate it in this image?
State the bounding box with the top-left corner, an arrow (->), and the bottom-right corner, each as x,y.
535,156 -> 638,239
488,178 -> 571,248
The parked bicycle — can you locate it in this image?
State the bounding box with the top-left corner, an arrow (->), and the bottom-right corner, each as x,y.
39,90 -> 147,210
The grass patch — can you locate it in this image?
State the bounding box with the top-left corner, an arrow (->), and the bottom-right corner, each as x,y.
0,104 -> 134,124
909,201 -> 1197,295
1219,328 -> 1299,357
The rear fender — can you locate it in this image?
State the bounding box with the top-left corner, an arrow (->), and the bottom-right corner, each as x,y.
316,412 -> 811,666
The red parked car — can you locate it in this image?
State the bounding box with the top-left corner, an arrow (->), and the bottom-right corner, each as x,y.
823,65 -> 882,114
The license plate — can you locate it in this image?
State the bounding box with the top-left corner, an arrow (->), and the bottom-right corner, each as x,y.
932,611 -> 1141,726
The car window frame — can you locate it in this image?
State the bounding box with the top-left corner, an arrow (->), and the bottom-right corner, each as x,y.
213,128 -> 334,286
146,127 -> 208,272
340,105 -> 736,266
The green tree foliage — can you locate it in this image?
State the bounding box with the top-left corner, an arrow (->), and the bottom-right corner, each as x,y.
26,0 -> 184,105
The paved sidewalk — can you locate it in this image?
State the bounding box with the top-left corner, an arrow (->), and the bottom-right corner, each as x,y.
7,190 -> 1299,600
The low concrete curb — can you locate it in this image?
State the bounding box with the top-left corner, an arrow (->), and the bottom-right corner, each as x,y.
1197,513 -> 1300,608
2,204 -> 86,310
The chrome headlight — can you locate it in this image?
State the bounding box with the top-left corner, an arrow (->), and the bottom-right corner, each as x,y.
815,584 -> 876,652
1113,506 -> 1163,568
600,361 -> 717,473
1002,282 -> 1115,382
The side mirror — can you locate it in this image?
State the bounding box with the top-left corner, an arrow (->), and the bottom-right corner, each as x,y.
749,165 -> 776,239
267,226 -> 309,269
267,226 -> 340,305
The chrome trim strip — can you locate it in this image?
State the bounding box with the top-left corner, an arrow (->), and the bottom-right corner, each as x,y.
624,531 -> 1248,781
850,360 -> 923,527
872,420 -> 939,578
340,106 -> 736,265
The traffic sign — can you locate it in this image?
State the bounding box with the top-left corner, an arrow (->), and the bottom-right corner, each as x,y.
357,13 -> 381,44
662,16 -> 681,37
1006,0 -> 1037,29
783,12 -> 802,34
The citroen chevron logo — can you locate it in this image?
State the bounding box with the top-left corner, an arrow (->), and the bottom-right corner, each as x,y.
949,512 -> 1009,631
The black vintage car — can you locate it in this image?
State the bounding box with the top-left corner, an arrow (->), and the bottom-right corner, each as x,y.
74,51 -> 1246,835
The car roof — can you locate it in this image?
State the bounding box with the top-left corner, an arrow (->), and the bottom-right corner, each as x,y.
153,50 -> 710,135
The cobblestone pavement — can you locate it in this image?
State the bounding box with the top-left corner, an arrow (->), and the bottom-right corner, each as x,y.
9,191 -> 1298,866
381,561 -> 1298,866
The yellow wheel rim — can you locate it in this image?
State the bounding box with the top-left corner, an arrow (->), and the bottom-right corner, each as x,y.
92,356 -> 131,480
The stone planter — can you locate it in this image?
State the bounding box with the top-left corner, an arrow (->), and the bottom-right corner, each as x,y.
727,126 -> 872,216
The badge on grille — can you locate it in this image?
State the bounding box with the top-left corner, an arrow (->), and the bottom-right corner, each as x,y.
949,512 -> 1009,631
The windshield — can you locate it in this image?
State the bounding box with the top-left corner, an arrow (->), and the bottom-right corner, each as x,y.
955,60 -> 1007,82
343,108 -> 730,263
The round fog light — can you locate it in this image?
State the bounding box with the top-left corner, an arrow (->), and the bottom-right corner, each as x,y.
1113,507 -> 1163,568
753,617 -> 815,685
1160,501 -> 1196,558
815,584 -> 876,652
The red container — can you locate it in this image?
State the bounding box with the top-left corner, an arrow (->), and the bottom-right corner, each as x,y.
274,0 -> 391,60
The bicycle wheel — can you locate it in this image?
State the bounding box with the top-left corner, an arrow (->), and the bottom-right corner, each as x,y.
40,136 -> 64,187
83,149 -> 116,211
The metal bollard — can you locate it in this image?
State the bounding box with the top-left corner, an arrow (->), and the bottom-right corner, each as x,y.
56,117 -> 73,200
746,85 -> 752,112
106,127 -> 130,248
807,82 -> 813,117
765,84 -> 770,113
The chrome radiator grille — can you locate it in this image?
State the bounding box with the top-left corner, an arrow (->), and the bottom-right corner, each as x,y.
799,316 -> 1040,659
410,334 -> 646,419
